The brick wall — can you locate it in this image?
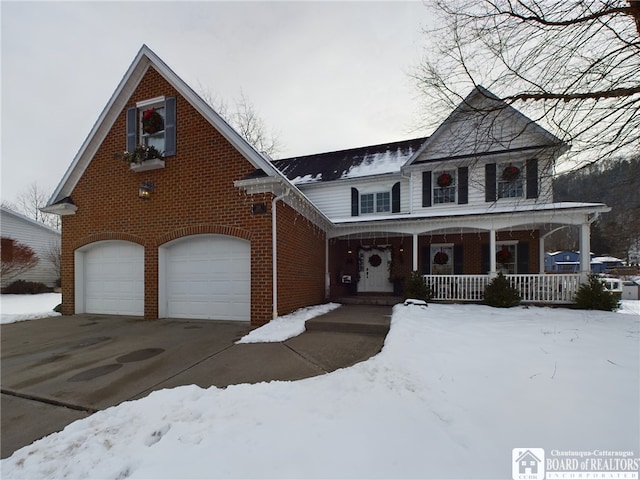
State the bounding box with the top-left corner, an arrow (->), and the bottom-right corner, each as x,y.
60,66 -> 322,325
275,201 -> 326,321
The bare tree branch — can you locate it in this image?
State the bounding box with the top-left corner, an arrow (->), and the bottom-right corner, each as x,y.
415,0 -> 640,169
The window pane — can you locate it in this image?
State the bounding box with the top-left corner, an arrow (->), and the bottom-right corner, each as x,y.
141,106 -> 166,153
497,163 -> 523,198
361,194 -> 374,214
376,192 -> 390,212
496,244 -> 517,273
431,246 -> 453,274
433,171 -> 456,204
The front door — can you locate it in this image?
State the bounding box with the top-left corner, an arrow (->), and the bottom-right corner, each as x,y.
358,249 -> 393,293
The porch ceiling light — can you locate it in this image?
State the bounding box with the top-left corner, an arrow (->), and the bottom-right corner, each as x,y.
138,181 -> 154,199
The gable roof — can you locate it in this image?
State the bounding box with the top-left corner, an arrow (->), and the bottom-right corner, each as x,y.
272,137 -> 427,185
1,206 -> 61,235
45,45 -> 288,208
404,85 -> 569,166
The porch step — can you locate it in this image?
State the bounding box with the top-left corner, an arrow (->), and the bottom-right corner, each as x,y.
336,296 -> 403,306
305,304 -> 391,335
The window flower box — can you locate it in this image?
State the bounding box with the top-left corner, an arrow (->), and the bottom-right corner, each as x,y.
130,158 -> 165,172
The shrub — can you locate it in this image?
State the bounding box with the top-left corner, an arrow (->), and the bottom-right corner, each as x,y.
53,303 -> 62,313
4,280 -> 49,294
483,272 -> 520,308
404,271 -> 433,302
574,275 -> 620,311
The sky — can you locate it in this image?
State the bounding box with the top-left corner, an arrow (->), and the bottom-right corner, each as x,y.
1,1 -> 434,205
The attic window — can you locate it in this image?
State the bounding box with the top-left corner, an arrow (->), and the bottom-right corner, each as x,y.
127,96 -> 176,157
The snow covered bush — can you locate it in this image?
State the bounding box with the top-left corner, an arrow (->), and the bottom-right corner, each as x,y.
574,275 -> 620,311
483,272 -> 520,308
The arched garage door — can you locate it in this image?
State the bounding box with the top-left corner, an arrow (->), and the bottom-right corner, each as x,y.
76,241 -> 144,315
161,235 -> 250,321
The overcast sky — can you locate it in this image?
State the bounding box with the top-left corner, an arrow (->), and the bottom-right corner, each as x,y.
1,1 -> 435,204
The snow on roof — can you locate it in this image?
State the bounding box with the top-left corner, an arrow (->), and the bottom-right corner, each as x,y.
592,256 -> 623,263
272,137 -> 427,185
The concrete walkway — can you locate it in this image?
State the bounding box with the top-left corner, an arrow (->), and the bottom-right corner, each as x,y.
1,304 -> 392,459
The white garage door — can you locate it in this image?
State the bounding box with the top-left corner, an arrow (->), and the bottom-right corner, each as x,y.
165,235 -> 250,321
83,241 -> 144,315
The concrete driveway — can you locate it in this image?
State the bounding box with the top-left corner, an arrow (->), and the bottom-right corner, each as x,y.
1,306 -> 390,458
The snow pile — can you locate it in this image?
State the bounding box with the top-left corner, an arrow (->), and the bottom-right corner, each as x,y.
2,303 -> 637,479
0,293 -> 61,324
237,302 -> 341,343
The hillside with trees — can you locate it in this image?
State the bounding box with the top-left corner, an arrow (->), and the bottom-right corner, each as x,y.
552,157 -> 640,261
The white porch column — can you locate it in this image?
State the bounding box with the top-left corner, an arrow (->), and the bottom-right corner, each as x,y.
539,236 -> 546,273
579,221 -> 591,282
412,233 -> 419,272
489,229 -> 497,277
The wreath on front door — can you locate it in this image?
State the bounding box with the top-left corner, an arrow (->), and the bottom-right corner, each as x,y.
368,254 -> 382,267
142,108 -> 164,134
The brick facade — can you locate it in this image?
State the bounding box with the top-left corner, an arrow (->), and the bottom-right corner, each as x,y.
60,66 -> 326,325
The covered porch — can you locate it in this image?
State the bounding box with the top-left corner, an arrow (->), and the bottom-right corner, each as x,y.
326,203 -> 610,305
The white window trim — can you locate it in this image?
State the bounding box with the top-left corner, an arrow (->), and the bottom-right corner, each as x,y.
136,96 -> 165,108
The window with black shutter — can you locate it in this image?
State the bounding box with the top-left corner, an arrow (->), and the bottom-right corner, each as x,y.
126,96 -> 176,157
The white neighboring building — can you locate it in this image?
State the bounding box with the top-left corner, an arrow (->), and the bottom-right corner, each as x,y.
1,207 -> 61,288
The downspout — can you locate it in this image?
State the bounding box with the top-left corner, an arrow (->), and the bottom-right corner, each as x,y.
272,189 -> 290,320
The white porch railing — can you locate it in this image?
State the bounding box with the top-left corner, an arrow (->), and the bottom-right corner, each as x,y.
423,274 -> 582,304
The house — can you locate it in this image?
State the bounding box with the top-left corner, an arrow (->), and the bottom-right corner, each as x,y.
1,207 -> 61,288
545,250 -> 581,272
515,449 -> 541,475
544,250 -> 608,274
592,255 -> 624,271
43,46 -> 610,324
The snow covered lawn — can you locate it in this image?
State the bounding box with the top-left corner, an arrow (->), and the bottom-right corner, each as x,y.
1,302 -> 638,479
0,293 -> 61,324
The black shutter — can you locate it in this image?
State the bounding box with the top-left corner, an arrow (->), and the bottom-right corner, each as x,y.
164,97 -> 177,156
392,182 -> 401,213
458,166 -> 468,204
517,242 -> 530,273
526,158 -> 538,199
481,244 -> 490,274
453,245 -> 464,274
421,246 -> 431,274
351,188 -> 359,216
126,107 -> 137,152
485,164 -> 496,202
422,171 -> 432,207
